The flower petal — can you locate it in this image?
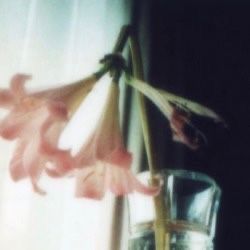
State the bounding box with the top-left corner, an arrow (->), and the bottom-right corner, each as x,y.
126,74 -> 224,122
22,131 -> 43,181
105,148 -> 132,169
126,74 -> 225,149
130,172 -> 161,196
0,89 -> 14,108
9,140 -> 27,181
75,82 -> 130,166
75,162 -> 160,200
71,81 -> 159,199
0,111 -> 28,139
106,165 -> 160,196
75,167 -> 105,200
169,107 -> 207,149
10,74 -> 31,97
32,75 -> 98,115
1,73 -> 100,196
42,125 -> 75,178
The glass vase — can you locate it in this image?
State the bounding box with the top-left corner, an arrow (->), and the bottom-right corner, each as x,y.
128,169 -> 221,250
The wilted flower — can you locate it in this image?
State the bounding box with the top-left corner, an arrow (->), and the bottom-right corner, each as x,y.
48,81 -> 159,199
126,75 -> 224,149
0,73 -> 97,194
168,104 -> 206,150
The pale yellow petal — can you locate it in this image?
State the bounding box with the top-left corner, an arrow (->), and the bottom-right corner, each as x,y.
126,74 -> 223,122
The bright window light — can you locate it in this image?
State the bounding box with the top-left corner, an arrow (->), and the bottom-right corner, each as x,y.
0,1 -> 130,250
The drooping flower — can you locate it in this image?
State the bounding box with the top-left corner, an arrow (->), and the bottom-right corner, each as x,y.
0,73 -> 98,193
47,81 -> 159,199
75,162 -> 159,200
126,75 -> 224,149
167,104 -> 208,150
0,73 -> 158,199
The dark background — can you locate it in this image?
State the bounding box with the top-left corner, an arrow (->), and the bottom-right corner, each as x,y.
132,0 -> 250,249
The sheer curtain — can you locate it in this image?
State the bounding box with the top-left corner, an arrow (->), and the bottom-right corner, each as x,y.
0,1 -> 131,250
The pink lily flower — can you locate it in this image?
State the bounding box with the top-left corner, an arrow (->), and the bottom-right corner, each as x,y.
75,163 -> 159,200
0,74 -> 158,199
48,81 -> 159,200
0,74 -> 97,194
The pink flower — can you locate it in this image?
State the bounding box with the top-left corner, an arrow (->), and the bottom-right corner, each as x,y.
75,163 -> 159,200
126,75 -> 224,149
47,81 -> 159,199
0,73 -> 158,199
0,74 -> 97,194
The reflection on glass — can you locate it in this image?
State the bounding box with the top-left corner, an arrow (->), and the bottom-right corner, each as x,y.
128,169 -> 221,250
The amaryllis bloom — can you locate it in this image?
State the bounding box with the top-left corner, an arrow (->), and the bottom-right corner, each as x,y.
0,73 -> 98,193
126,75 -> 224,149
48,81 -> 159,199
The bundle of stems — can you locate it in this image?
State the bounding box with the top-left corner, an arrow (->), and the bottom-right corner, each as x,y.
111,25 -> 168,250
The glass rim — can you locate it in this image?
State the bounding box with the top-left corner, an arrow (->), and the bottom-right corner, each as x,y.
137,169 -> 222,195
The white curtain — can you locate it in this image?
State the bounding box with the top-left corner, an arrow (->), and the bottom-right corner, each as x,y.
0,1 -> 131,250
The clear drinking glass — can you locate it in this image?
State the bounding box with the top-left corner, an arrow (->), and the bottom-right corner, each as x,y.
128,169 -> 221,250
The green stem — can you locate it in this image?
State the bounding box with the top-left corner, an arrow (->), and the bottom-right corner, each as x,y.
95,25 -> 131,80
112,25 -> 131,53
106,25 -> 169,250
128,29 -> 169,250
128,35 -> 155,175
94,63 -> 112,79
